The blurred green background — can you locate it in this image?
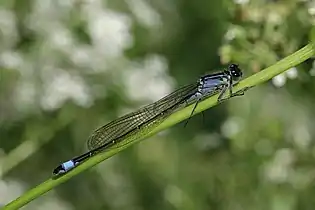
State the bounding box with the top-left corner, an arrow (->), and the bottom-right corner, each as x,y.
0,0 -> 315,209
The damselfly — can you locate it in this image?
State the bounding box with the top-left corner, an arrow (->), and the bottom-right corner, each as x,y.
53,64 -> 244,176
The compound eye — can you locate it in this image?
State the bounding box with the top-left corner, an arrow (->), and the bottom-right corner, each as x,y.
229,64 -> 242,80
230,64 -> 237,69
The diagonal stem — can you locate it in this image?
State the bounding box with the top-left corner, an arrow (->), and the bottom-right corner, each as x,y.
3,43 -> 315,210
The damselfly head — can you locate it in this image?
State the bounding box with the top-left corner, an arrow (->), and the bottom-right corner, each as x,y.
228,64 -> 242,81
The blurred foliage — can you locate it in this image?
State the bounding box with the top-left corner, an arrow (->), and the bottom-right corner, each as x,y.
0,0 -> 314,209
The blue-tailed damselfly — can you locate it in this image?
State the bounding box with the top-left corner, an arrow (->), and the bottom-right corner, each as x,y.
53,64 -> 244,176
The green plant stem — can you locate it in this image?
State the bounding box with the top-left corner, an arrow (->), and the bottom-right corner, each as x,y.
3,43 -> 315,210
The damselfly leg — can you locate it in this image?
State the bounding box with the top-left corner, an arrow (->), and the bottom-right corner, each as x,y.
218,86 -> 252,103
184,97 -> 202,127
